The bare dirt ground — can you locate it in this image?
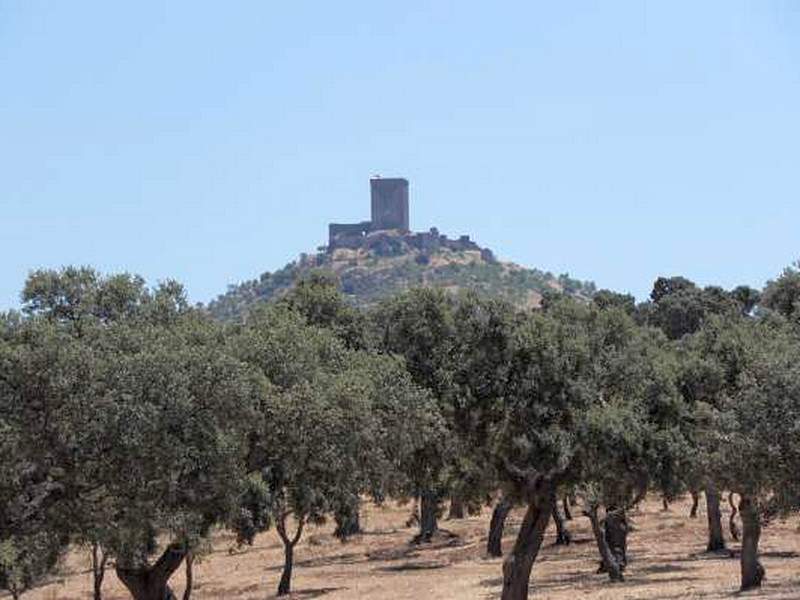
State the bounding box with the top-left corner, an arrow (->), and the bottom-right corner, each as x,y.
21,496 -> 800,599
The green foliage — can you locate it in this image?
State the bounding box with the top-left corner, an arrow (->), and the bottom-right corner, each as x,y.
233,303 -> 445,520
2,268 -> 262,597
495,298 -> 595,491
21,266 -> 187,325
762,261 -> 800,322
495,297 -> 691,509
372,289 -> 516,508
226,300 -> 445,591
280,270 -> 368,349
0,532 -> 62,599
695,315 -> 800,519
644,276 -> 754,340
593,289 -> 636,315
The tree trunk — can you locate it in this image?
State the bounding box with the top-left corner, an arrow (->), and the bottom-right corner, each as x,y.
604,507 -> 628,570
705,484 -> 726,552
91,542 -> 107,600
550,490 -> 571,545
662,496 -> 670,511
448,495 -> 465,520
689,489 -> 700,518
334,502 -> 362,541
275,513 -> 305,597
500,487 -> 553,600
277,543 -> 293,596
487,495 -> 513,557
562,495 -> 572,521
739,496 -> 764,590
404,498 -> 420,528
586,505 -> 624,582
728,492 -> 740,541
116,545 -> 185,600
275,512 -> 306,596
182,552 -> 194,600
416,490 -> 439,543
631,485 -> 648,509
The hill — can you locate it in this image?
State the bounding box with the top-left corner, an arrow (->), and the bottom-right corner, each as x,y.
207,228 -> 596,321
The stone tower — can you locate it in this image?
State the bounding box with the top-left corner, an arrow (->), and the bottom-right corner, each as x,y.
370,177 -> 409,232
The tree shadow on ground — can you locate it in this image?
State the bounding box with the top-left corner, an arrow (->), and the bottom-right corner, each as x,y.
262,552 -> 363,572
635,562 -> 692,574
377,561 -> 447,572
263,587 -> 343,599
367,530 -> 464,563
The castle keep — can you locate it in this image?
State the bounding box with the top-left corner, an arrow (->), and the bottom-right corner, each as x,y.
371,177 -> 409,231
329,177 -> 409,247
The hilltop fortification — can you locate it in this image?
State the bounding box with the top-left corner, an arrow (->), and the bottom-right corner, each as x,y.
327,176 -> 487,257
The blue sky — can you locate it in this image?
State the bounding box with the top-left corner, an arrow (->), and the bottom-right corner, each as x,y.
2,1 -> 799,309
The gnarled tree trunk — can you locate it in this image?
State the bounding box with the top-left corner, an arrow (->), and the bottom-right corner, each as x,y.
487,495 -> 512,557
415,490 -> 439,543
276,513 -> 305,596
705,484 -> 726,552
689,489 -> 700,518
586,504 -> 624,582
562,495 -> 573,521
448,496 -> 465,520
728,492 -> 740,541
91,542 -> 107,600
500,481 -> 553,600
182,552 -> 194,600
334,501 -> 362,541
116,545 -> 185,600
739,496 -> 764,590
604,507 -> 628,570
550,490 -> 571,545
404,498 -> 420,529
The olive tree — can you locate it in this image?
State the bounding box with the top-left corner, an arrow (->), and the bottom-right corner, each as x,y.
705,315 -> 800,590
494,295 -> 692,598
231,305 -> 445,595
574,307 -> 688,582
0,316 -> 83,598
372,288 -> 513,541
761,261 -> 800,322
647,276 -> 759,550
493,297 -> 595,600
3,269 -> 261,600
95,319 -> 260,600
278,271 -> 370,538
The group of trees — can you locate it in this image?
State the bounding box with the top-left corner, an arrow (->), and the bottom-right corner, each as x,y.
2,263 -> 800,600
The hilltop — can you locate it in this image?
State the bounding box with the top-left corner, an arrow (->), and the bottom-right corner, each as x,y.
207,177 -> 595,320
207,228 -> 595,321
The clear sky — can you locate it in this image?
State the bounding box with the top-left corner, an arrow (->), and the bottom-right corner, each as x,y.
2,1 -> 799,310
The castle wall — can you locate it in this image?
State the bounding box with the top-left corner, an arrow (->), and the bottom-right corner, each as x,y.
329,221 -> 371,248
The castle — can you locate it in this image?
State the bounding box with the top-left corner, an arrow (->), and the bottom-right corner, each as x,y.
328,177 -> 409,248
326,176 -> 493,261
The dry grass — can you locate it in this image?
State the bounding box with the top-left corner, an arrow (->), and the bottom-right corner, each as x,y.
18,496 -> 800,599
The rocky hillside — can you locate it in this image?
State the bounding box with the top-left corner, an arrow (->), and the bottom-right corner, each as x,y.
207,230 -> 595,321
